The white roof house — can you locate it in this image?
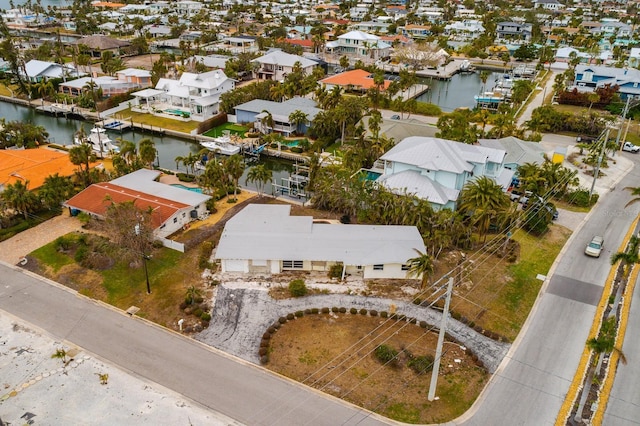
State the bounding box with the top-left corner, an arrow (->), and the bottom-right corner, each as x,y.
215,204 -> 426,279
252,49 -> 318,81
478,137 -> 546,171
23,59 -> 82,82
325,30 -> 391,61
376,137 -> 513,211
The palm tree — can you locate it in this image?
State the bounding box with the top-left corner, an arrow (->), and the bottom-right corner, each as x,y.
185,285 -> 202,305
407,249 -> 434,290
624,185 -> 640,207
39,173 -> 74,211
245,164 -> 272,197
288,110 -> 308,136
1,180 -> 40,220
479,70 -> 490,94
225,154 -> 244,201
611,235 -> 640,279
138,138 -> 157,169
69,143 -> 96,187
458,176 -> 510,242
260,110 -> 274,134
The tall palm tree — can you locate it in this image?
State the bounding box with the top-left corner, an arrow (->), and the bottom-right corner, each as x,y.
260,110 -> 274,134
138,138 -> 157,169
245,164 -> 272,197
407,249 -> 434,290
225,154 -> 244,201
69,143 -> 96,187
458,176 -> 510,242
288,110 -> 308,136
39,173 -> 74,211
611,235 -> 640,279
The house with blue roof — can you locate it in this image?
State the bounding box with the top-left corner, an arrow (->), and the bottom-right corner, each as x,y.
375,137 -> 513,211
573,65 -> 640,100
232,97 -> 322,136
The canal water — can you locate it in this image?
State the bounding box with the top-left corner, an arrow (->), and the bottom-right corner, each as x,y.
0,102 -> 296,194
416,71 -> 505,113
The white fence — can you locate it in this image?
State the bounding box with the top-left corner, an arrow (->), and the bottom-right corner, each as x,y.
158,237 -> 185,253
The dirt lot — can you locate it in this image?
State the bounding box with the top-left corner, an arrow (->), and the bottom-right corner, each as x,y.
266,314 -> 487,424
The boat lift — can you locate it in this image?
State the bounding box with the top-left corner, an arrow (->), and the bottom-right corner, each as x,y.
272,163 -> 310,201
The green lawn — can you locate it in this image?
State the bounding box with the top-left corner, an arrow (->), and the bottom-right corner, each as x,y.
202,123 -> 249,138
113,108 -> 200,134
31,241 -> 75,273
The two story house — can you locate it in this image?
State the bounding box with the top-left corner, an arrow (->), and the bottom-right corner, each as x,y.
496,22 -> 533,43
375,137 -> 513,211
325,30 -> 391,62
232,97 -> 321,136
573,65 -> 640,100
252,50 -> 319,81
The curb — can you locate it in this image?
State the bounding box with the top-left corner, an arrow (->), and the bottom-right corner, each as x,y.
555,216 -> 639,424
592,255 -> 640,423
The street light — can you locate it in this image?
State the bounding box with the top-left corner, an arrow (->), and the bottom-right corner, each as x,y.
134,223 -> 151,294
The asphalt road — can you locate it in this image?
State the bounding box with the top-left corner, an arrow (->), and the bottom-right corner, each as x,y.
0,266 -> 389,426
456,156 -> 640,425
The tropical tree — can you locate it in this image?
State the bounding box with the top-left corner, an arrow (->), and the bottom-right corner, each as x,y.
260,110 -> 274,134
225,154 -> 244,201
407,248 -> 434,290
611,235 -> 640,279
288,110 -> 308,136
69,143 -> 96,187
458,176 -> 510,242
436,108 -> 479,143
39,173 -> 75,211
1,180 -> 40,219
138,138 -> 157,169
245,164 -> 272,197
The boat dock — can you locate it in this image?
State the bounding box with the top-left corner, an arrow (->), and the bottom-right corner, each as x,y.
95,118 -> 132,132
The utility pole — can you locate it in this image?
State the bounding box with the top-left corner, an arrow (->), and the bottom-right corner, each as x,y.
615,96 -> 631,151
589,129 -> 610,203
428,277 -> 454,401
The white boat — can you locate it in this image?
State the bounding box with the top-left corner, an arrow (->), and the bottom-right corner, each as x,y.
200,134 -> 240,155
459,59 -> 474,73
74,126 -> 119,154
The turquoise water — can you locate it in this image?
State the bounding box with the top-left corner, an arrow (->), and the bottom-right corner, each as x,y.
284,139 -> 307,147
165,109 -> 188,116
170,184 -> 203,193
365,171 -> 382,181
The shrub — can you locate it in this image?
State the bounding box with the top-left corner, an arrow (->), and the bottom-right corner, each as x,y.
55,236 -> 72,251
408,355 -> 435,375
350,308 -> 358,314
380,311 -> 388,318
290,147 -> 303,153
179,301 -> 188,310
278,317 -> 287,324
262,332 -> 271,340
295,310 -> 304,318
268,326 -> 276,334
369,310 -> 378,316
74,245 -> 88,263
259,347 -> 268,356
289,279 -> 308,297
260,355 -> 269,364
304,309 -> 311,314
193,308 -> 203,317
200,312 -> 211,321
321,307 -> 330,313
199,241 -> 214,269
415,102 -> 442,116
413,298 -> 422,305
374,344 -> 398,365
328,263 -> 343,279
286,313 -> 295,320
339,307 -> 346,313
419,321 -> 428,328
311,308 -> 319,314
331,307 -> 339,313
177,173 -> 195,182
409,317 -> 417,324
359,309 -> 367,315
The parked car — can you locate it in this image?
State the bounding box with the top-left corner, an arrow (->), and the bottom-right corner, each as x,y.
622,142 -> 640,153
509,189 -> 533,204
576,135 -> 596,144
585,236 -> 604,258
390,114 -> 401,120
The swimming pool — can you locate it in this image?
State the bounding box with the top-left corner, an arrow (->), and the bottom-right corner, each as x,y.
165,109 -> 189,117
170,184 -> 203,193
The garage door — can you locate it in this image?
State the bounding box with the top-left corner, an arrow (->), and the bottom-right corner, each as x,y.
224,260 -> 245,272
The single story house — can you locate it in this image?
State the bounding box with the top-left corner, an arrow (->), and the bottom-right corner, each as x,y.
478,136 -> 546,171
375,136 -> 513,211
319,69 -> 392,93
71,35 -> 132,57
214,204 -> 426,279
233,97 -> 322,136
64,169 -> 210,239
23,59 -> 82,83
58,68 -> 151,97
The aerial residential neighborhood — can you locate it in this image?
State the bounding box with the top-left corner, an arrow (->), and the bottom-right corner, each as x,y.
1,0 -> 640,424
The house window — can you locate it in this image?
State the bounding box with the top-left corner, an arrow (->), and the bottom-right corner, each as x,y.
373,264 -> 384,271
173,218 -> 177,223
283,260 -> 303,269
401,264 -> 410,271
356,265 -> 362,270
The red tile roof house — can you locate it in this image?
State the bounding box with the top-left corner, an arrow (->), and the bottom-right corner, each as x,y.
318,69 -> 392,94
64,169 -> 210,247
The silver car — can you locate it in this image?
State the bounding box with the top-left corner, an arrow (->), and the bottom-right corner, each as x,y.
585,236 -> 604,257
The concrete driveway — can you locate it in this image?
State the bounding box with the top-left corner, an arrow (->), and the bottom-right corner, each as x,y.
0,211 -> 83,265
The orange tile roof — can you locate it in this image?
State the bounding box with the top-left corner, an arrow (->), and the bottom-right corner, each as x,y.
65,182 -> 189,230
319,69 -> 392,91
0,148 -> 93,190
282,39 -> 314,48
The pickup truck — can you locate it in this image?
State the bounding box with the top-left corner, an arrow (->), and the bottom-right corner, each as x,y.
622,142 -> 640,153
